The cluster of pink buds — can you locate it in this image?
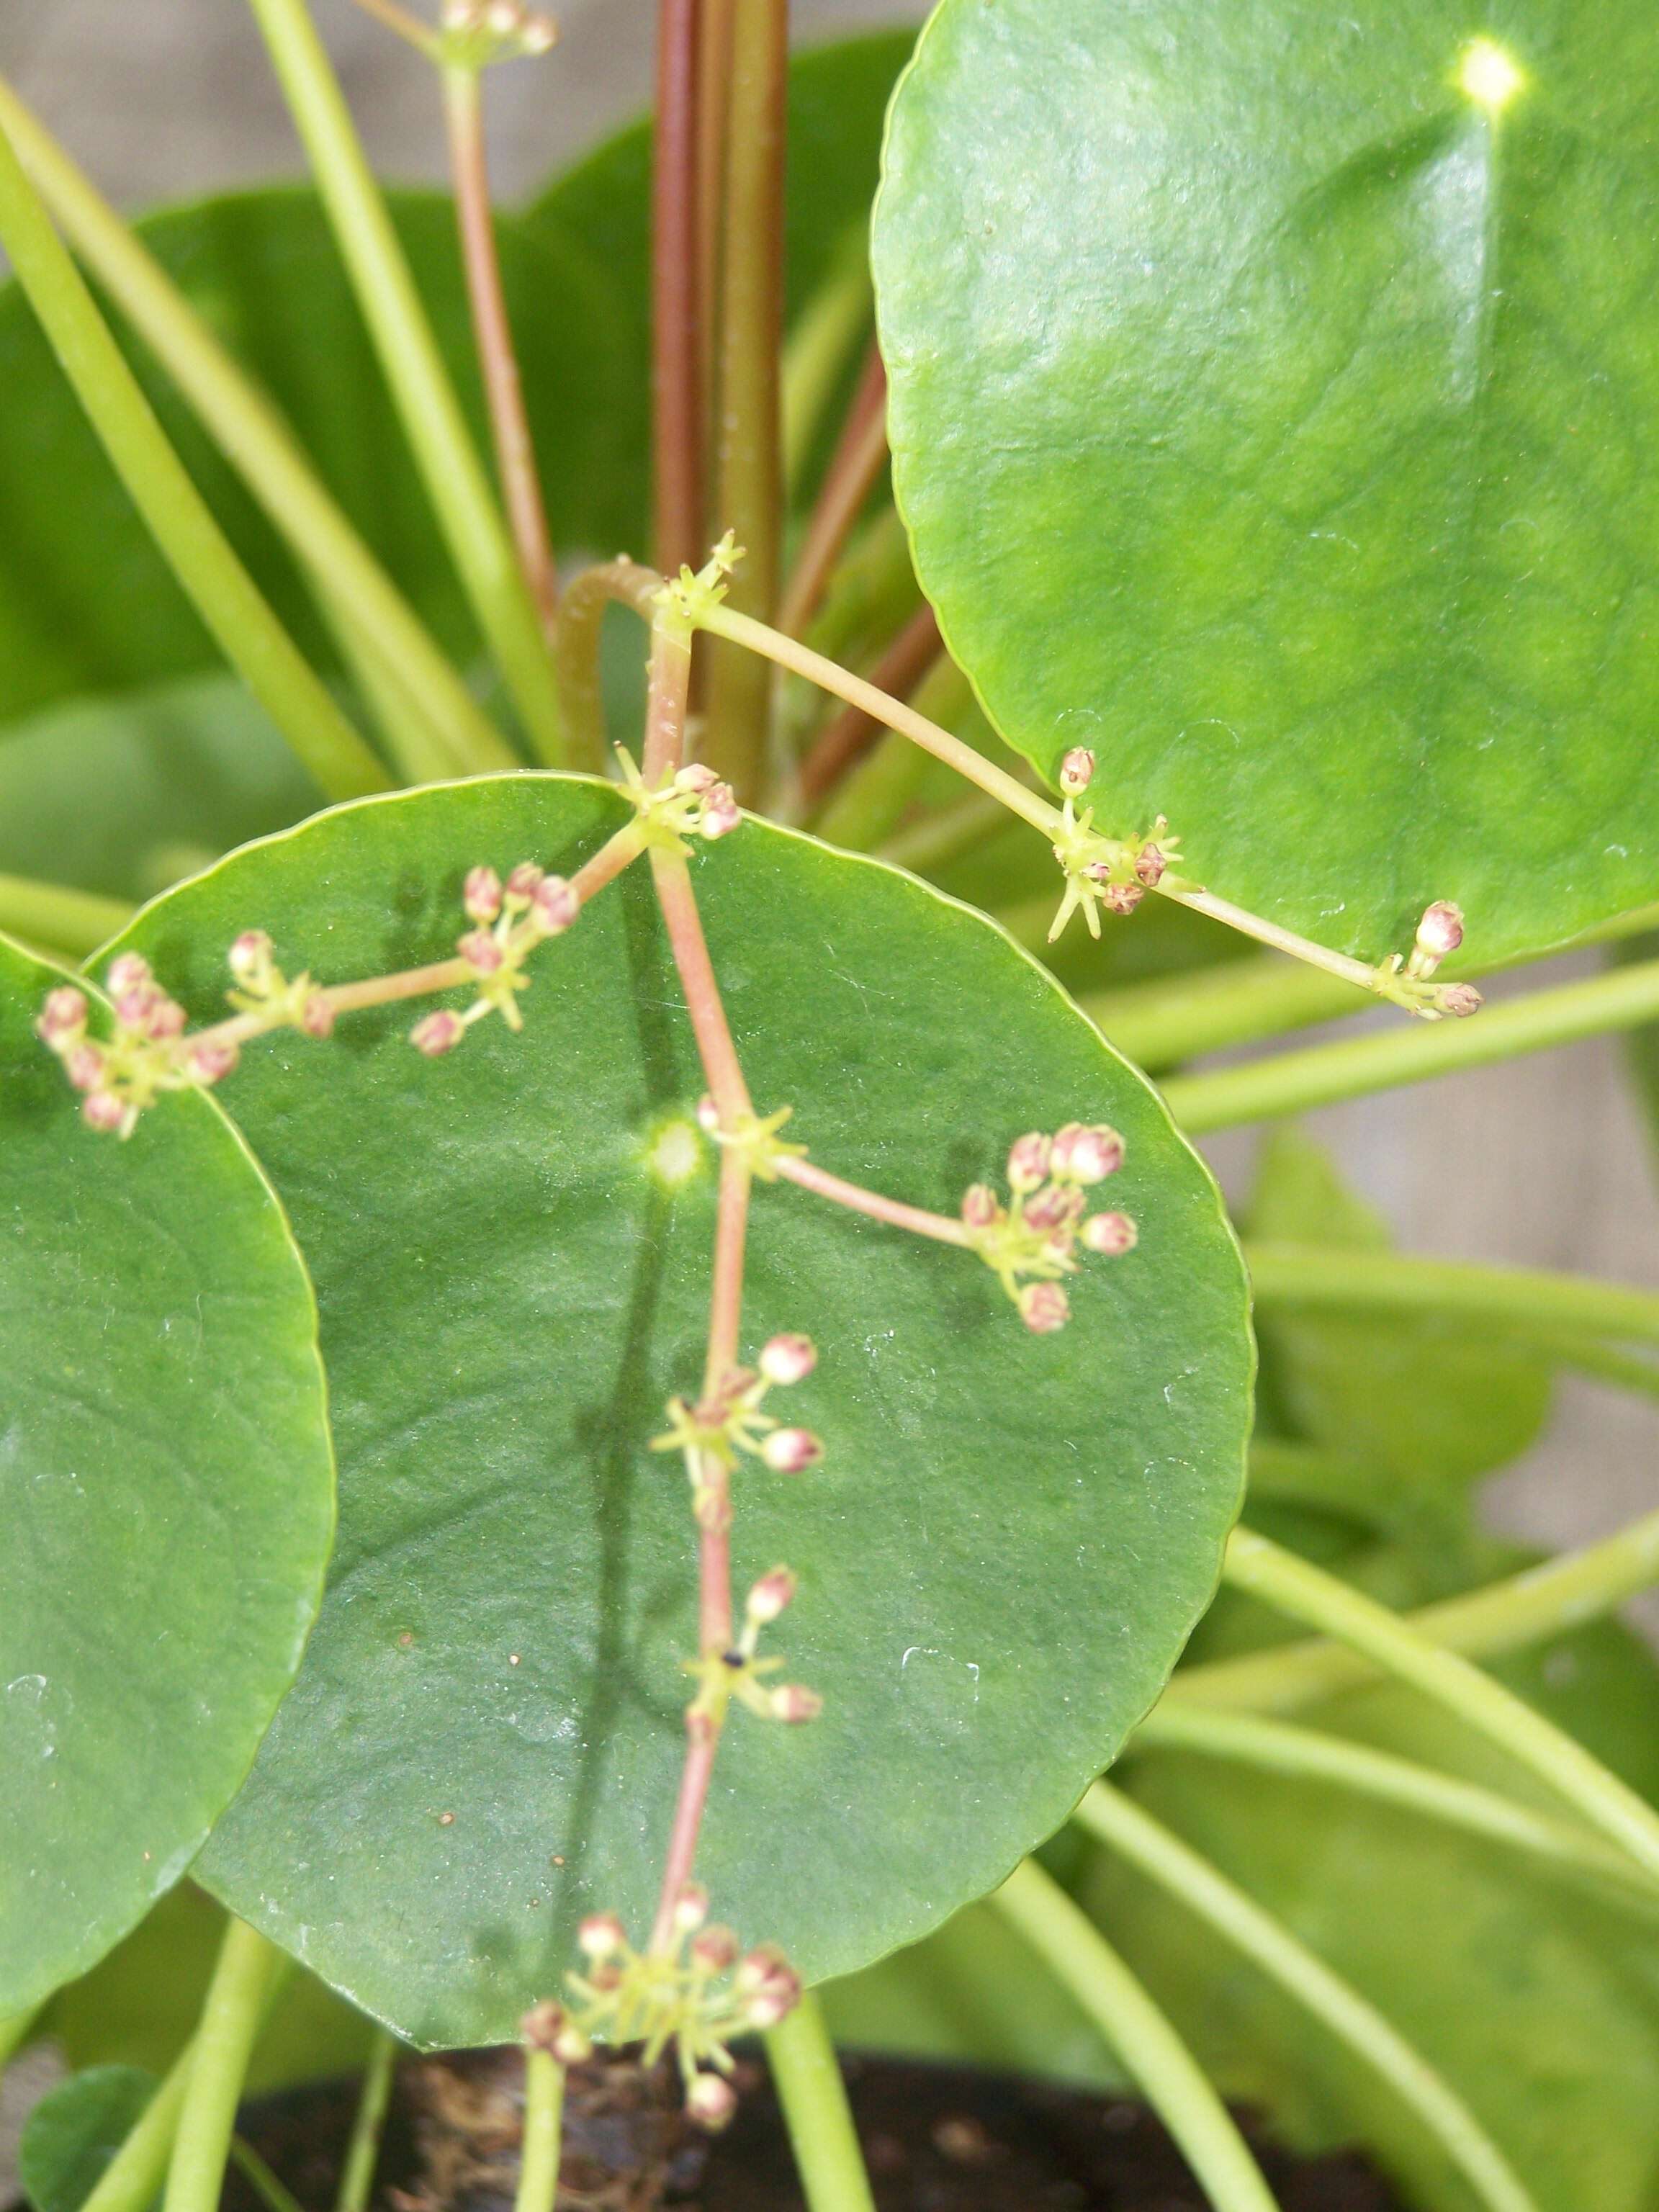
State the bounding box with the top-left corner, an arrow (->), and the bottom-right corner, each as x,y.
409,860 -> 579,1058
614,747 -> 742,855
651,1334 -> 824,1521
227,931 -> 335,1040
439,0 -> 557,62
1048,750 -> 1179,943
38,961 -> 188,1138
521,1892 -> 801,2131
683,1564 -> 822,1726
1375,900 -> 1482,1019
962,1123 -> 1137,1331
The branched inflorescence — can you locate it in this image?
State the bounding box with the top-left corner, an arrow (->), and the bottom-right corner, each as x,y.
521,1889 -> 803,2133
963,1121 -> 1138,1333
35,540 -> 1172,2140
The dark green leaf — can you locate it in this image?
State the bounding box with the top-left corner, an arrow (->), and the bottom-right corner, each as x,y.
0,935 -> 334,2013
19,2067 -> 156,2212
111,773 -> 1251,2047
874,0 -> 1659,967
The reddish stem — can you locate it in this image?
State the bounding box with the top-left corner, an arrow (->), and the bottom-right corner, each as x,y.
774,1153 -> 973,1247
652,0 -> 704,577
554,557 -> 665,770
775,347 -> 889,639
796,605 -> 943,810
648,850 -> 751,1125
696,0 -> 736,483
444,66 -> 558,628
186,820 -> 646,1050
702,0 -> 788,802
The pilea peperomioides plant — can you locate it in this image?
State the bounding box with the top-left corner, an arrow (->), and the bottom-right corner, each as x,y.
6,3 -> 1659,2211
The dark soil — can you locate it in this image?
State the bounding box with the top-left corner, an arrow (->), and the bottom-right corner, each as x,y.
225,2045 -> 1403,2212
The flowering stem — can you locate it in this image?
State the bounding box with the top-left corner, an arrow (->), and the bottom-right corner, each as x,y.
0,75 -> 516,783
799,606 -> 943,812
243,0 -> 566,763
653,0 -> 705,577
1164,953 -> 1659,1130
513,2049 -> 565,2212
0,114 -> 389,806
1126,1704 -> 1659,1914
1169,1505 -> 1659,1717
701,0 -> 787,801
554,558 -> 664,771
776,352 -> 889,640
1217,1527 -> 1659,1881
1076,1783 -> 1536,2212
332,2028 -> 398,2212
772,1154 -> 971,1248
163,1919 -> 285,2212
177,820 -> 646,1061
763,1992 -> 878,2212
444,63 -> 559,630
992,1858 -> 1278,2212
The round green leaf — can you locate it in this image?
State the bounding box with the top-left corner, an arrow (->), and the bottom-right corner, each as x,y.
19,2066 -> 157,2212
111,775 -> 1251,2048
0,936 -> 334,2015
873,0 -> 1659,967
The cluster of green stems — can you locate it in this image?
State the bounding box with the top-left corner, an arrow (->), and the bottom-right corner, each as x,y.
5,2 -> 1659,2209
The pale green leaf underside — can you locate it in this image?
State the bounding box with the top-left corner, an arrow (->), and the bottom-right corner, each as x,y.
111,775 -> 1251,2048
873,0 -> 1659,966
0,935 -> 333,2014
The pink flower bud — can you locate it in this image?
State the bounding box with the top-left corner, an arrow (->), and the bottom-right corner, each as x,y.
81,1089 -> 128,1135
518,9 -> 557,52
1100,881 -> 1145,916
1416,901 -> 1465,958
761,1427 -> 822,1475
1051,1123 -> 1124,1184
188,1038 -> 240,1085
411,1010 -> 466,1057
699,783 -> 742,840
577,1910 -> 627,1960
736,1946 -> 802,2026
961,1183 -> 999,1229
758,1333 -> 816,1387
37,987 -> 88,1048
1022,1182 -> 1084,1233
1006,1131 -> 1051,1193
1082,1210 -> 1138,1255
227,932 -> 271,986
66,1044 -> 105,1093
673,1882 -> 709,1934
1058,747 -> 1095,796
464,866 -> 503,923
301,992 -> 336,1039
114,988 -> 158,1028
674,762 -> 719,793
1439,981 -> 1483,1018
506,861 -> 545,901
696,1094 -> 720,1133
690,1923 -> 740,1973
459,928 -> 503,974
685,2074 -> 739,2132
552,2021 -> 594,2065
745,1565 -> 796,1624
520,1999 -> 566,2052
1018,1281 -> 1070,1334
144,997 -> 187,1040
770,1684 -> 823,1725
106,953 -> 153,997
1134,844 -> 1167,888
531,876 -> 578,934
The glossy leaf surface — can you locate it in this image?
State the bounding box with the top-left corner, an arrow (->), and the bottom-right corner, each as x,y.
0,936 -> 333,2013
112,775 -> 1251,2046
874,0 -> 1659,966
